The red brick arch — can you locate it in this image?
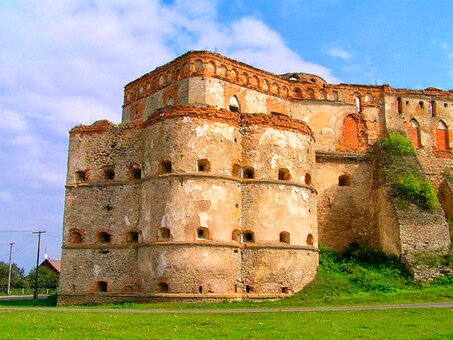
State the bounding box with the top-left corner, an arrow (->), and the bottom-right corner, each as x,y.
337,114 -> 368,152
436,120 -> 449,151
406,118 -> 421,149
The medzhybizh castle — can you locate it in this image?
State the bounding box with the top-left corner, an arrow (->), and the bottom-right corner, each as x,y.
58,51 -> 452,305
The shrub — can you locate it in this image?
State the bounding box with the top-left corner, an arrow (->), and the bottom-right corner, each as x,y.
380,133 -> 440,211
393,175 -> 440,211
381,132 -> 415,156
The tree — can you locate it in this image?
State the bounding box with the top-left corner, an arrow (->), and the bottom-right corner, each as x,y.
0,261 -> 27,293
27,267 -> 59,289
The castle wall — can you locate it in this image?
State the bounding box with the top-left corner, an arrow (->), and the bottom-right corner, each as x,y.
59,105 -> 318,304
316,154 -> 378,250
60,50 -> 453,304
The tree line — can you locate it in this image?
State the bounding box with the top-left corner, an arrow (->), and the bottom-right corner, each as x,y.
0,261 -> 59,293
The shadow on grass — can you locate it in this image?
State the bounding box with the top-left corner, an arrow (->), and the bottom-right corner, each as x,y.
0,294 -> 57,307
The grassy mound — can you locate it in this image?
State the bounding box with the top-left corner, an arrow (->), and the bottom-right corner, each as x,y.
380,132 -> 440,211
285,244 -> 452,306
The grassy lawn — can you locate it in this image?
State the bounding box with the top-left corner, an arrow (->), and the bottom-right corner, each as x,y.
1,245 -> 451,311
0,308 -> 452,339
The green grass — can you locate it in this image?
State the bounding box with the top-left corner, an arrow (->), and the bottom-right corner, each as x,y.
380,132 -> 440,211
2,245 -> 452,311
0,308 -> 452,339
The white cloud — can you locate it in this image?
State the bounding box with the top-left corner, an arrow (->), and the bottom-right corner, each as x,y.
327,47 -> 353,60
0,0 -> 339,270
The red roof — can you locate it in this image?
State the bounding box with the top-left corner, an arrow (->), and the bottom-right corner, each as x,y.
39,259 -> 61,274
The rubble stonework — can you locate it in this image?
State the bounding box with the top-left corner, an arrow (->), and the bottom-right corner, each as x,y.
58,51 -> 452,305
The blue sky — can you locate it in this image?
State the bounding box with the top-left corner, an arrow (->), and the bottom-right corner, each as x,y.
0,0 -> 452,272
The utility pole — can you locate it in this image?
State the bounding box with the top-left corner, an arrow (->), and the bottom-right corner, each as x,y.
33,230 -> 46,299
7,242 -> 14,295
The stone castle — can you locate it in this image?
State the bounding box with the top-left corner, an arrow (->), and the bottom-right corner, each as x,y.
58,51 -> 452,305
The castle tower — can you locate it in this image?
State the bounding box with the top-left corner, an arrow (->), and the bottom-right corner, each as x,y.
58,50 -> 452,304
58,51 -> 319,304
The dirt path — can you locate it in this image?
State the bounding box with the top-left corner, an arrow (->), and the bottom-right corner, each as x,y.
0,301 -> 452,314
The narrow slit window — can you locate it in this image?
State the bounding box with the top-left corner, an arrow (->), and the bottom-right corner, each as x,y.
243,231 -> 255,243
126,231 -> 139,243
196,227 -> 209,240
430,100 -> 436,117
397,97 -> 403,114
97,281 -> 108,292
69,230 -> 83,243
160,160 -> 172,174
97,232 -> 111,243
159,227 -> 170,241
338,174 -> 351,186
242,167 -> 255,179
75,170 -> 86,182
132,168 -> 142,180
306,234 -> 314,246
279,231 -> 290,244
104,168 -> 115,180
158,282 -> 168,293
197,159 -> 210,172
229,96 -> 240,112
278,168 -> 291,181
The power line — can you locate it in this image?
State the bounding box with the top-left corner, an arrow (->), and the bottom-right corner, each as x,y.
0,230 -> 38,233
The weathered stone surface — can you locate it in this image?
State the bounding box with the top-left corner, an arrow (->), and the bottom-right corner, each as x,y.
59,50 -> 452,305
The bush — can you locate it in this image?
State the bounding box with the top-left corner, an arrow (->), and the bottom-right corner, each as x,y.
382,132 -> 415,156
393,175 -> 440,211
380,133 -> 440,211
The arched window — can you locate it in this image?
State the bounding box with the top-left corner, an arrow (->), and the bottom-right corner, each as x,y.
305,173 -> 312,185
97,281 -> 108,292
430,100 -> 436,117
353,93 -> 361,112
418,101 -> 424,109
97,232 -> 111,244
157,282 -> 168,293
293,87 -> 302,98
436,121 -> 449,150
194,59 -> 204,72
407,118 -> 421,148
160,160 -> 172,174
229,96 -> 240,112
126,231 -> 139,243
159,227 -> 170,241
397,97 -> 403,114
278,168 -> 291,181
340,115 -> 360,151
307,88 -> 315,99
69,229 -> 83,243
166,96 -> 174,106
75,170 -> 86,182
332,90 -> 339,101
306,234 -> 314,246
279,231 -> 290,244
232,229 -> 241,243
320,89 -> 327,100
197,159 -> 210,172
339,174 -> 351,186
196,227 -> 209,240
243,231 -> 255,243
132,168 -> 142,180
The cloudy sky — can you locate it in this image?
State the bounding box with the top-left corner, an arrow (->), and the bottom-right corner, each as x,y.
1,0 -> 452,272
